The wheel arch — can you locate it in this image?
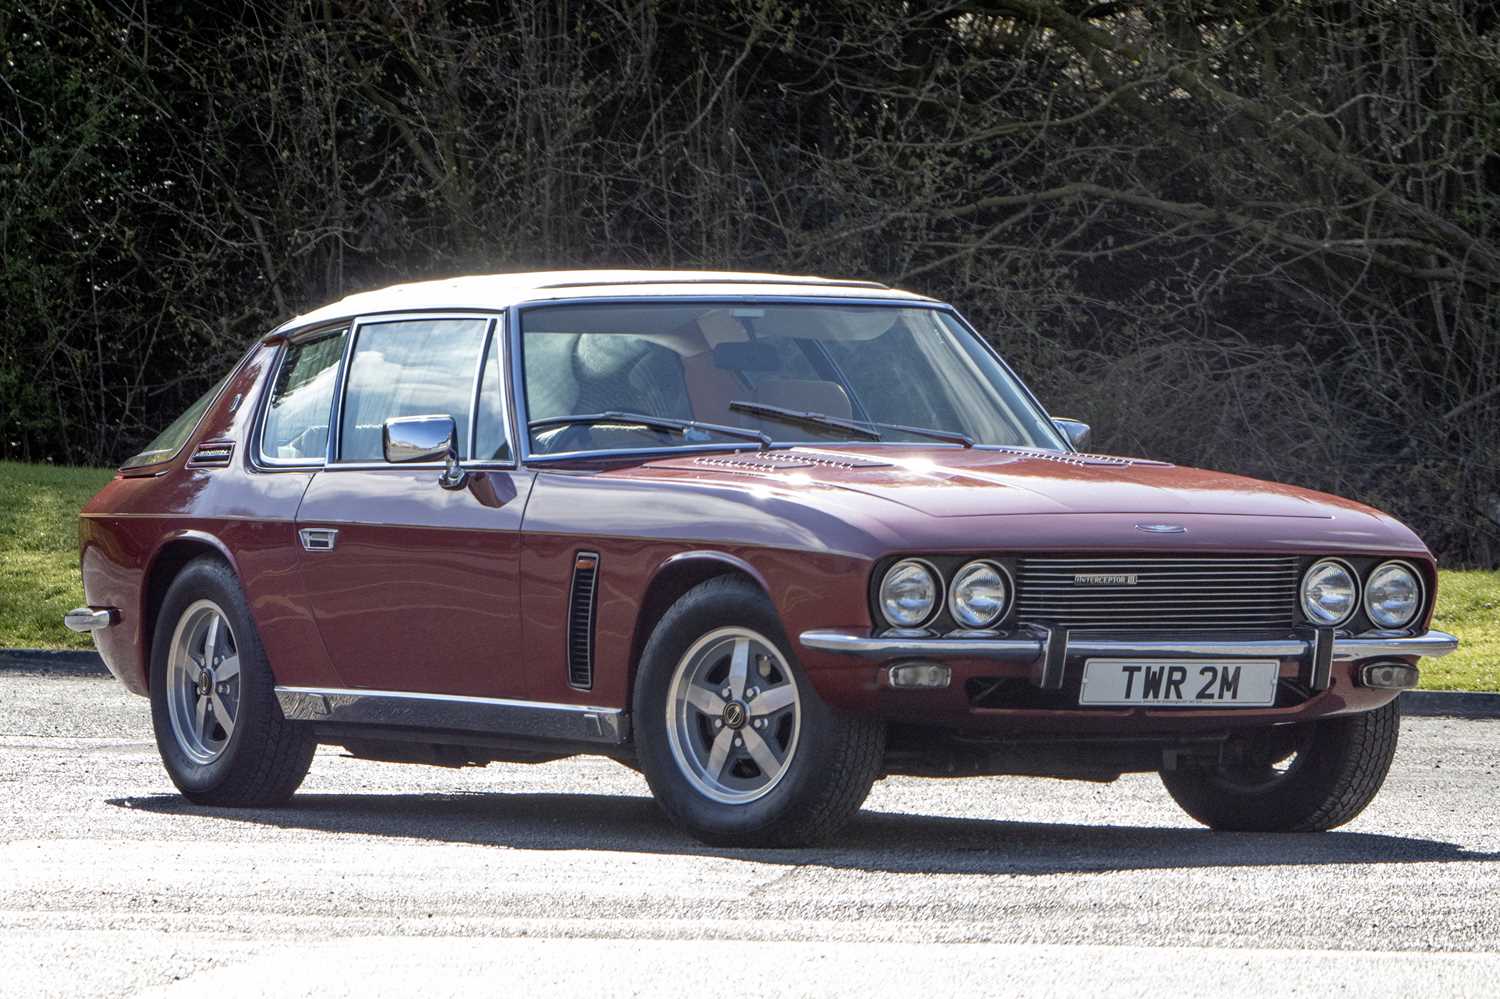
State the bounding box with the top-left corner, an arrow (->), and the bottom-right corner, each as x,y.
625,551 -> 773,704
138,531 -> 240,689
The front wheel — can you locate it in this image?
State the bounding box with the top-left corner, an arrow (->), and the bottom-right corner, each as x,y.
632,576 -> 885,847
1159,700 -> 1400,832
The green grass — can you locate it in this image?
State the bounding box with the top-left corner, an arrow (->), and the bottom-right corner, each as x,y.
1425,569 -> 1500,692
0,461 -> 116,651
0,460 -> 1496,689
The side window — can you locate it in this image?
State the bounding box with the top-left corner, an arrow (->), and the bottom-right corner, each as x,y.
473,333 -> 511,462
260,330 -> 347,464
338,317 -> 489,462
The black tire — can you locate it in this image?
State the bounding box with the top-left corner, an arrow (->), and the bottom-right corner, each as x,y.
632,576 -> 885,847
149,556 -> 315,806
1159,700 -> 1401,832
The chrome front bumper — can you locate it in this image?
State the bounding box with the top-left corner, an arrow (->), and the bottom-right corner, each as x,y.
799,627 -> 1459,691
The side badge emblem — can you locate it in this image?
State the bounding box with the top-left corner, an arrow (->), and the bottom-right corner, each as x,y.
1136,523 -> 1187,535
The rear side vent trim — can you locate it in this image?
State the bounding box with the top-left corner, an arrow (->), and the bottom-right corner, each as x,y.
187,440 -> 235,468
567,552 -> 600,690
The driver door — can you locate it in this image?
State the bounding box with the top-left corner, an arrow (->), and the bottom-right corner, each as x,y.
295,314 -> 534,699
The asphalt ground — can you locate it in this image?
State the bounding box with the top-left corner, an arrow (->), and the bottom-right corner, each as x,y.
1,668 -> 1497,997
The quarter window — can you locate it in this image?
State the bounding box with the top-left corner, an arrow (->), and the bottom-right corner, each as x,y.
260,330 -> 347,464
338,318 -> 490,462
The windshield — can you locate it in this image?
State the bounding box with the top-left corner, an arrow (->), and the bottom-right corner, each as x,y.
520,302 -> 1064,456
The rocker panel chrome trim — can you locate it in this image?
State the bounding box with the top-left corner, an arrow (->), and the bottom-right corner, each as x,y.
274,686 -> 628,745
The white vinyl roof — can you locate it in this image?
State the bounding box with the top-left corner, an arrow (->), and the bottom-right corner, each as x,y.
270,269 -> 936,335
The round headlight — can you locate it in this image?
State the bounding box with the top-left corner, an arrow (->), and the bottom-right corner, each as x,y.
949,560 -> 1009,629
1301,559 -> 1358,626
879,559 -> 940,628
1365,561 -> 1422,629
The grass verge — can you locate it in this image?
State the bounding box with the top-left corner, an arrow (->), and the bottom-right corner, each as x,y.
1,462 -> 115,651
0,461 -> 1495,689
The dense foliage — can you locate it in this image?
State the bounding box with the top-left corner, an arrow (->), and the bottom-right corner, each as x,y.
3,1 -> 1497,563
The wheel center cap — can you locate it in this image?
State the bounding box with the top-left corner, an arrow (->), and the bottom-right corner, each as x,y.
721,701 -> 748,730
197,670 -> 212,696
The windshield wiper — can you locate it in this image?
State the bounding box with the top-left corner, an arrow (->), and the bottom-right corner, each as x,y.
728,400 -> 973,447
528,411 -> 772,449
727,400 -> 882,441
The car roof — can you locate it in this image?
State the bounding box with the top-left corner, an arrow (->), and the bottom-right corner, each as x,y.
268,269 -> 938,336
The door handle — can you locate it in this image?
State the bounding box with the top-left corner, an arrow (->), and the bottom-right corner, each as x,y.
298,528 -> 339,552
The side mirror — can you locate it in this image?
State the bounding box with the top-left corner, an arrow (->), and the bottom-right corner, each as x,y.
1052,417 -> 1091,450
382,414 -> 468,490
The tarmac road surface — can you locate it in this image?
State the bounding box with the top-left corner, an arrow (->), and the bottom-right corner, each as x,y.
2,667 -> 1497,997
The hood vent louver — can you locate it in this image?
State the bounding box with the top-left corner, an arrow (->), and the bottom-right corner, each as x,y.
567,553 -> 600,690
690,450 -> 891,472
988,447 -> 1169,468
187,440 -> 235,468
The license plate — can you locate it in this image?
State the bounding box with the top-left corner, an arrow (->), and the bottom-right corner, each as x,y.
1079,659 -> 1279,708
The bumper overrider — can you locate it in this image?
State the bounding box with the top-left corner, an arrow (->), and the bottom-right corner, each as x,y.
799,626 -> 1459,693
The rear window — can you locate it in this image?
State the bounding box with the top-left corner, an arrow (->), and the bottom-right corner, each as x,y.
121,372 -> 231,470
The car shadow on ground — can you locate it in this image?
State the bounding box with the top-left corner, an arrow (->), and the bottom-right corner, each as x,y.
109,790 -> 1500,876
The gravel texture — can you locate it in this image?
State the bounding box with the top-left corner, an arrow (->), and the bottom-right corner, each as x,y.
2,669 -> 1497,997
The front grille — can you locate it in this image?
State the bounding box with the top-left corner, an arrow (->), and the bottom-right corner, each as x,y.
1015,555 -> 1300,630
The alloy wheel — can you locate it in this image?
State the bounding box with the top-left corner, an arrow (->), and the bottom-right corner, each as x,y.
665,626 -> 802,804
165,599 -> 242,764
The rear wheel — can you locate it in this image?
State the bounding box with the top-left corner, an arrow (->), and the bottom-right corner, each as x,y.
1159,700 -> 1400,832
149,556 -> 314,805
632,576 -> 885,847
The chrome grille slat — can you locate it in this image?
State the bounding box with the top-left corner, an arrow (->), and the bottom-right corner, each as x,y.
1015,555 -> 1299,630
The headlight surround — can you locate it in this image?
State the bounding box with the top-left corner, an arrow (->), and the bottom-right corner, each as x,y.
948,560 -> 1010,629
879,559 -> 941,628
1300,559 -> 1359,626
1364,561 -> 1422,629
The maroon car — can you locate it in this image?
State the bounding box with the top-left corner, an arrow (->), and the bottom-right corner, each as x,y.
68,270 -> 1458,846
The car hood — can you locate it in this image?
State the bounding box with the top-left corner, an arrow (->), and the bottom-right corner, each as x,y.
605,445 -> 1430,556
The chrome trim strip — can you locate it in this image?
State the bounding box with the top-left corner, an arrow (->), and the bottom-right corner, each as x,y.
799,630 -> 1046,658
63,607 -> 115,633
1332,630 -> 1459,661
274,686 -> 628,745
797,628 -> 1461,664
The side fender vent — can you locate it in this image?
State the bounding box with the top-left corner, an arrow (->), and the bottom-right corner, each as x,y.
188,440 -> 235,468
567,552 -> 600,690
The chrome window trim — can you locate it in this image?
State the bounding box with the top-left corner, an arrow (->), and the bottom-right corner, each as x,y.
1362,559 -> 1426,631
507,295 -> 1071,466
252,324 -> 351,470
332,311 -> 512,467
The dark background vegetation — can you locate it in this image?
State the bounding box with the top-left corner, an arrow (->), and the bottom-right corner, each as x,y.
3,1 -> 1497,564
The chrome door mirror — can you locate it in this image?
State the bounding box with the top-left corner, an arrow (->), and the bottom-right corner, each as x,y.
1052,417 -> 1091,450
382,414 -> 468,489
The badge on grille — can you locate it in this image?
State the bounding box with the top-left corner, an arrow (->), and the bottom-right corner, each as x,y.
1073,573 -> 1138,585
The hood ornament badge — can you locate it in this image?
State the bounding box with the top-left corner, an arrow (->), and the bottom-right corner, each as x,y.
1136,523 -> 1187,534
